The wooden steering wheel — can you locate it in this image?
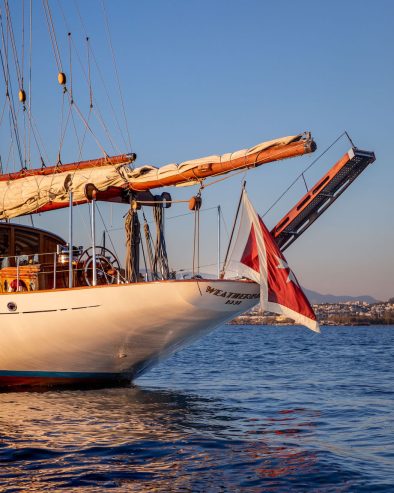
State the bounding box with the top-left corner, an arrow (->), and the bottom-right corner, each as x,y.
77,246 -> 121,286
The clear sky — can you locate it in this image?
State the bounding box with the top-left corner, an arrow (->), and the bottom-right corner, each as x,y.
1,0 -> 393,300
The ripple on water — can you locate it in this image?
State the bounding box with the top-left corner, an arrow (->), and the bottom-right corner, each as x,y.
0,325 -> 393,492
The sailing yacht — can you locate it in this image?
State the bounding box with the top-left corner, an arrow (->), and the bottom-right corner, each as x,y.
0,133 -> 316,388
0,2 -> 375,389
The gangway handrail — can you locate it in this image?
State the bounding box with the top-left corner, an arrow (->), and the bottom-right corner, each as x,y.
271,147 -> 376,251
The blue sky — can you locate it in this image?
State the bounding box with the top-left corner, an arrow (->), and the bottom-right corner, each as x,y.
2,0 -> 393,300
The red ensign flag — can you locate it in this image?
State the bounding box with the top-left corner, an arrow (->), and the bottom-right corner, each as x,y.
226,190 -> 319,333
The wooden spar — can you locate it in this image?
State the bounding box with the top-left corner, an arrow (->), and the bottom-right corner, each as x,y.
128,134 -> 316,192
0,133 -> 316,218
0,154 -> 134,182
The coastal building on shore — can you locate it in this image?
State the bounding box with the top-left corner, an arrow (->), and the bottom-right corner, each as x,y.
230,301 -> 394,326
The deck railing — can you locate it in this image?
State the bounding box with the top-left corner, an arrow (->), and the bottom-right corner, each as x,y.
0,250 -> 126,292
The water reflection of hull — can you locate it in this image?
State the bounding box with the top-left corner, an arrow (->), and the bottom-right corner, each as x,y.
0,279 -> 259,389
0,372 -> 129,389
0,386 -> 323,492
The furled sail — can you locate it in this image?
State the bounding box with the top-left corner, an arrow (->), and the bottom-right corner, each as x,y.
0,154 -> 134,220
0,133 -> 315,219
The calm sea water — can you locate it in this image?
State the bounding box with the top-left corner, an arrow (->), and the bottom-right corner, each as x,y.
1,325 -> 394,492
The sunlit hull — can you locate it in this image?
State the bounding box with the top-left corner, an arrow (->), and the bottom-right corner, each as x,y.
0,279 -> 259,389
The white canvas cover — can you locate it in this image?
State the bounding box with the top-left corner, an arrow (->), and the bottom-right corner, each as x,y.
0,135 -> 301,219
0,164 -> 131,220
129,134 -> 301,184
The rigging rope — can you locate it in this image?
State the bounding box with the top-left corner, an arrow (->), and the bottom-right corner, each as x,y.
43,1 -> 109,160
124,206 -> 140,282
0,9 -> 24,170
222,181 -> 246,274
96,203 -> 120,262
56,1 -> 119,155
108,205 -> 218,233
11,0 -> 49,171
57,90 -> 68,162
139,226 -> 149,281
262,132 -> 348,218
101,0 -> 132,151
27,0 -> 32,167
21,0 -> 25,87
152,203 -> 170,280
192,206 -> 201,276
68,32 -> 73,101
71,1 -> 127,153
220,206 -> 230,241
74,36 -> 94,157
68,94 -> 108,157
70,103 -> 83,159
142,211 -> 155,279
0,98 -> 6,126
4,1 -> 22,88
42,0 -> 63,73
21,0 -> 27,168
86,37 -> 93,108
24,104 -> 50,165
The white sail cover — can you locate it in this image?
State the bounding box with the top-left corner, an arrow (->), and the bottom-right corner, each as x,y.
0,135 -> 300,219
128,135 -> 301,186
0,164 -> 131,220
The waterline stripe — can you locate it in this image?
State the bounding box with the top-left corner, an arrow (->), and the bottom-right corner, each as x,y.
0,370 -> 123,379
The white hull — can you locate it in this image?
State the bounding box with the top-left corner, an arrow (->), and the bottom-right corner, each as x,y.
0,279 -> 259,388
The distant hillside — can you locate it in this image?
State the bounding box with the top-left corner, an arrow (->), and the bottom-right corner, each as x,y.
304,288 -> 378,304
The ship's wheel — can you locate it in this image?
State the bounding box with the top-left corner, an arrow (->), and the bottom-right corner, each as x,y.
77,247 -> 121,286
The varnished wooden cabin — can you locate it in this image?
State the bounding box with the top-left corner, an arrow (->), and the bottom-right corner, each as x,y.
0,223 -> 66,292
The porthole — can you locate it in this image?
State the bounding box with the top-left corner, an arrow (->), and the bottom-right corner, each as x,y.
7,302 -> 17,312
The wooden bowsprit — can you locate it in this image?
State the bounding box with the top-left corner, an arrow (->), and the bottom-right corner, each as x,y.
271,148 -> 376,252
